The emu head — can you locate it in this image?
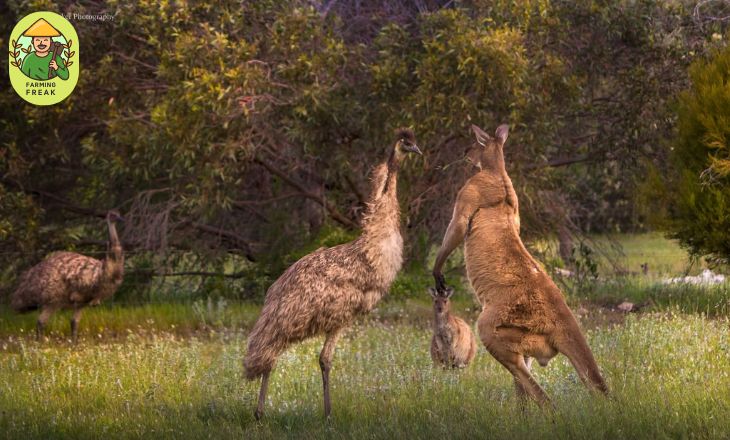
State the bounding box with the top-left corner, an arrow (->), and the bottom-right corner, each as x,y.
106,209 -> 124,223
466,124 -> 509,172
394,127 -> 422,159
429,286 -> 454,316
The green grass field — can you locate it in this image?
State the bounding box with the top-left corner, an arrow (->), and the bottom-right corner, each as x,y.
1,233 -> 729,439
0,312 -> 728,439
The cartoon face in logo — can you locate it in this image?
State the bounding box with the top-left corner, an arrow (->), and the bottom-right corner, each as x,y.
16,18 -> 72,80
8,11 -> 79,105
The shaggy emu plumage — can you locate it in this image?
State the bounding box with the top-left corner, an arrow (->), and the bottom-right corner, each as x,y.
244,129 -> 421,419
11,210 -> 124,343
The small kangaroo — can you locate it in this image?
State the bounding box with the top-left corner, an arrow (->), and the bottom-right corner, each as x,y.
430,287 -> 477,369
432,124 -> 608,404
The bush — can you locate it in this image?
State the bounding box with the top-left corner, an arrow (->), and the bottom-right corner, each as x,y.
655,42 -> 730,263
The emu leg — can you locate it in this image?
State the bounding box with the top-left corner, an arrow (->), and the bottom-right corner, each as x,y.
254,370 -> 270,420
36,306 -> 57,341
320,328 -> 343,418
71,307 -> 84,344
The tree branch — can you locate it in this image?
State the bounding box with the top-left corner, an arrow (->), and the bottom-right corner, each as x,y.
129,269 -> 248,279
190,222 -> 256,261
524,154 -> 594,170
254,156 -> 359,229
3,180 -> 258,262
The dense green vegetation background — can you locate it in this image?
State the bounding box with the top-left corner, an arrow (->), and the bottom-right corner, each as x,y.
1,4 -> 730,438
1,0 -> 729,300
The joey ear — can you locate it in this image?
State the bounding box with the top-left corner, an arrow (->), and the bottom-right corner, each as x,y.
495,124 -> 509,144
471,124 -> 492,146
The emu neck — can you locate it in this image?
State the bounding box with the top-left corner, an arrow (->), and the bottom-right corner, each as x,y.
380,147 -> 402,196
362,146 -> 402,238
357,146 -> 405,286
105,220 -> 123,265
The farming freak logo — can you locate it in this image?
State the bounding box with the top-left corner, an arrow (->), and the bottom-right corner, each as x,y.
8,11 -> 79,105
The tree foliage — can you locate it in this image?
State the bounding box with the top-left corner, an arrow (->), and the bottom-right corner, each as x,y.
0,0 -> 725,295
646,40 -> 730,263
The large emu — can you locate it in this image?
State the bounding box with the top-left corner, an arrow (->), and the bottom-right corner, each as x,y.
244,129 -> 421,419
432,125 -> 607,404
11,210 -> 124,343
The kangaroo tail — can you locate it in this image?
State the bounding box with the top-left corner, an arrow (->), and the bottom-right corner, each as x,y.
557,323 -> 609,394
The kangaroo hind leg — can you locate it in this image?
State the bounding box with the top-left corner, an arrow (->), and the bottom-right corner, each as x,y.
480,317 -> 550,405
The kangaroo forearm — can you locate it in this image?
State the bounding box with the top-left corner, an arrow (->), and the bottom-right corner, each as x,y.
432,217 -> 467,278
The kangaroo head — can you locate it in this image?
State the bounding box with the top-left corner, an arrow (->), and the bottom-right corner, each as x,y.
466,124 -> 509,172
429,286 -> 454,316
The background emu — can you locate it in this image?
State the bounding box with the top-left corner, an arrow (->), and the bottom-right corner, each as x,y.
433,124 -> 607,404
11,210 -> 124,343
429,287 -> 477,369
244,129 -> 421,419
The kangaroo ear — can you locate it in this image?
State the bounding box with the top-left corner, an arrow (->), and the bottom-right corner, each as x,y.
471,124 -> 492,146
428,287 -> 438,299
495,124 -> 509,144
445,287 -> 455,299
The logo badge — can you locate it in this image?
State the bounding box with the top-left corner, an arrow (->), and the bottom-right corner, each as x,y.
8,11 -> 79,105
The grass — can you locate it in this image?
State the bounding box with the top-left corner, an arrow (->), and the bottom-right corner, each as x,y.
573,278 -> 730,317
1,232 -> 729,438
592,232 -> 700,275
532,232 -> 711,276
0,312 -> 729,439
0,300 -> 262,341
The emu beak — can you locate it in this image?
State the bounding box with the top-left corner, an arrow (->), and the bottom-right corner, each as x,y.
405,144 -> 422,155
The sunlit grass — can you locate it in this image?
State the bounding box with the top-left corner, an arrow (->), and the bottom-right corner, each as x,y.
0,312 -> 728,439
1,231 -> 728,438
0,300 -> 261,341
532,232 -> 713,276
573,278 -> 730,317
595,232 -> 700,275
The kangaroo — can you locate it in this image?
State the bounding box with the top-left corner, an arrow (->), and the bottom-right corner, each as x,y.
429,286 -> 477,369
432,124 -> 608,404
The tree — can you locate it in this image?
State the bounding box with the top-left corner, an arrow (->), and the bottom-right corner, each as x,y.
0,0 -> 724,296
650,41 -> 730,263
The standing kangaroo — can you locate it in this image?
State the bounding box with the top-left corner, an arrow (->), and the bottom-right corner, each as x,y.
432,124 -> 607,404
429,286 -> 477,369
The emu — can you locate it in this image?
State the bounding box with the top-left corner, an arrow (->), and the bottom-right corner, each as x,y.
11,210 -> 124,343
429,287 -> 477,369
244,129 -> 422,419
432,124 -> 607,404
